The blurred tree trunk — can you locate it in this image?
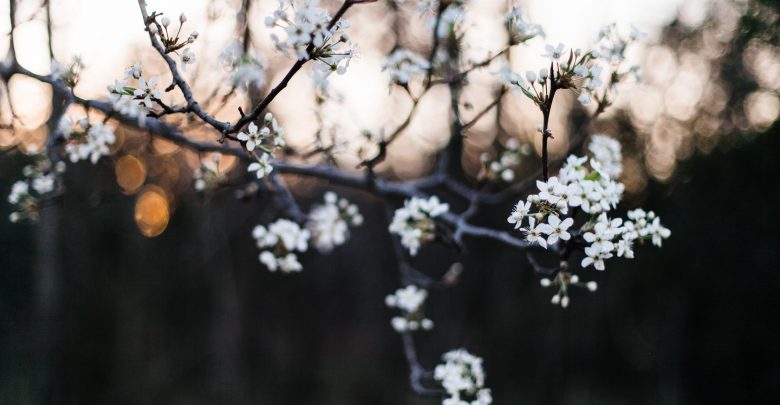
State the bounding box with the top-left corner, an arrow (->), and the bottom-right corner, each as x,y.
204,206 -> 245,401
33,91 -> 67,403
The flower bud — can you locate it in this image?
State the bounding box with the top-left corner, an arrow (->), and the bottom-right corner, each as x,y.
587,281 -> 598,292
540,278 -> 551,287
561,296 -> 570,308
148,23 -> 159,34
161,16 -> 171,27
551,294 -> 560,305
179,13 -> 187,23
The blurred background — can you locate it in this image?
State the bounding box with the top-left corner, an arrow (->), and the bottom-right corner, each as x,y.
1,0 -> 779,403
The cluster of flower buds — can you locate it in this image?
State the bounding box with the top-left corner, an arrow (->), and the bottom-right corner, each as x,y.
305,192 -> 363,253
511,42 -> 603,106
500,21 -> 643,109
106,63 -> 163,124
219,41 -> 266,91
50,56 -> 84,87
479,137 -> 532,183
192,153 -> 224,192
385,285 -> 434,333
240,113 -> 286,179
389,196 -> 449,256
382,49 -> 431,85
253,218 -> 310,273
265,0 -> 353,87
7,146 -> 66,223
504,6 -> 544,45
434,349 -> 493,405
540,272 -> 598,308
146,11 -> 199,56
58,116 -> 116,164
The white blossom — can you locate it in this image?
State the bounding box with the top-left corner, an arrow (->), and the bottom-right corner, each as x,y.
383,49 -> 430,85
581,244 -> 612,271
507,200 -> 531,229
266,0 -> 354,86
252,218 -> 310,273
521,217 -> 548,249
219,41 -> 267,91
133,76 -> 161,109
386,284 -> 435,332
389,196 -> 448,256
8,181 -> 29,204
62,120 -> 116,164
306,192 -> 362,253
538,214 -> 573,245
237,122 -> 267,152
542,43 -> 565,61
504,7 -> 544,44
31,173 -> 56,194
588,134 -> 623,179
434,349 -> 492,405
386,284 -> 427,313
240,113 -> 286,179
247,154 -> 274,179
179,48 -> 195,71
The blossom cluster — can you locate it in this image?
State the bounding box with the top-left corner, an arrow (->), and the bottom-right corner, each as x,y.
434,349 -> 492,405
107,63 -> 162,123
265,0 -> 353,86
502,23 -> 643,108
241,113 -> 286,179
580,208 -> 671,271
219,41 -> 266,91
389,196 -> 449,256
508,135 -> 671,278
597,23 -> 644,64
252,218 -> 310,273
7,146 -> 65,223
382,49 -> 431,85
385,285 -> 434,333
50,56 -> 84,87
480,137 -> 531,183
511,42 -> 604,106
587,134 -> 622,179
146,11 -> 199,61
58,116 -> 117,164
504,6 -> 544,45
305,192 -> 363,253
192,153 -> 224,192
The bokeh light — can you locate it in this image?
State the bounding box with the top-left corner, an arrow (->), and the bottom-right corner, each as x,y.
134,185 -> 170,237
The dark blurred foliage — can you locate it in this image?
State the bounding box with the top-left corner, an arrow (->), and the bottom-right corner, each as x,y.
2,1 -> 780,404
